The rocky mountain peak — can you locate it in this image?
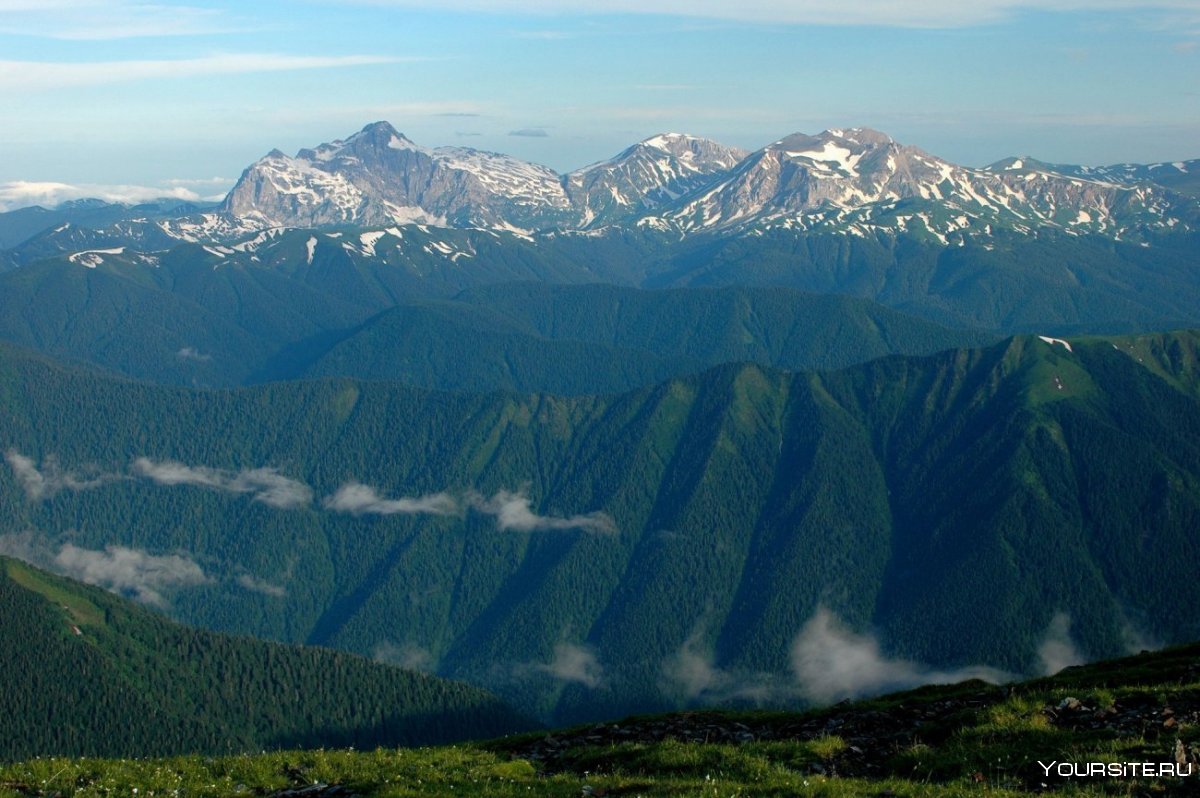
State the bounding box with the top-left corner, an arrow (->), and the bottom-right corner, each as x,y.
207,122 -> 1197,241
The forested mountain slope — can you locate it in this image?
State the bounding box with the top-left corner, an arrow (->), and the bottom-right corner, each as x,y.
0,556 -> 530,761
0,333 -> 1196,722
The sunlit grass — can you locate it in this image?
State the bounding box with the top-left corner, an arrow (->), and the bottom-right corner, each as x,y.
4,645 -> 1199,797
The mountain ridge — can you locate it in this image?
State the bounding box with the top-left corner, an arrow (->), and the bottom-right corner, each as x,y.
1,331 -> 1197,723
0,554 -> 533,761
127,121 -> 1198,244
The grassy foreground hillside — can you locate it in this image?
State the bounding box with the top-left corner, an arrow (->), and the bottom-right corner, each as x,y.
0,557 -> 532,761
1,643 -> 1197,796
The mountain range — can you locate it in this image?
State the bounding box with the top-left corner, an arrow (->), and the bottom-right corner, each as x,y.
0,121 -> 1197,742
3,121 -> 1197,256
0,121 -> 1195,351
217,122 -> 1200,240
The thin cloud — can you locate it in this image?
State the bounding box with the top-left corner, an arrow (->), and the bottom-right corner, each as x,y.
325,482 -> 616,533
662,609 -> 1013,707
661,629 -> 724,699
536,642 -> 605,687
131,457 -> 313,509
0,532 -> 209,608
659,628 -> 792,704
5,450 -> 117,500
0,1 -> 254,40
163,176 -> 234,188
1037,612 -> 1086,675
511,29 -> 574,39
323,482 -> 459,516
176,347 -> 213,362
467,489 -> 616,533
0,53 -> 414,91
374,641 -> 437,671
334,1 -> 1200,29
509,127 -> 550,137
512,642 -> 605,687
236,572 -> 287,598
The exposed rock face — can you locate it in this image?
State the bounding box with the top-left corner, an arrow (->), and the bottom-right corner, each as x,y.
650,127 -> 1192,238
200,121 -> 1200,242
223,121 -> 573,231
564,133 -> 748,227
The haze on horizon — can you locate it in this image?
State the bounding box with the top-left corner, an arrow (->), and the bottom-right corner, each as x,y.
0,0 -> 1196,211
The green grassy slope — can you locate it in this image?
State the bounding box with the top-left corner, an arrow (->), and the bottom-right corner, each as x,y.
2,642 -> 1198,796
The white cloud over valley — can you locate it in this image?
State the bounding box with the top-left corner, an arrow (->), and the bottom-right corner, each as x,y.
4,450 -> 117,500
0,532 -> 209,608
323,482 -> 459,516
790,609 -> 1012,703
131,458 -> 313,509
661,609 -> 1012,706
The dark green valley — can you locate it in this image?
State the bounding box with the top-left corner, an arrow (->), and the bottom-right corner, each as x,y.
1,330 -> 1196,723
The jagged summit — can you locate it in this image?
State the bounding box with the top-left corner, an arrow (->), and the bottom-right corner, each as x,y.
565,133 -> 748,226
136,122 -> 1200,243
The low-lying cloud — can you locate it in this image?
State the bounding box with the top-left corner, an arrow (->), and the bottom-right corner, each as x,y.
235,572 -> 287,598
536,642 -> 605,688
790,608 -> 1011,703
323,482 -> 459,516
662,630 -> 724,699
53,543 -> 209,607
660,629 -> 791,704
374,641 -> 437,672
467,489 -> 616,533
7,450 -> 614,532
0,532 -> 208,608
176,346 -> 213,362
132,457 -> 312,509
661,609 -> 1011,707
1037,612 -> 1085,675
5,450 -> 117,500
325,482 -> 616,534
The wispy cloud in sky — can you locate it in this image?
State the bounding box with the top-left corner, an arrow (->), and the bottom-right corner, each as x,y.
0,53 -> 414,91
335,0 -> 1200,29
0,0 -> 1192,191
0,1 -> 245,40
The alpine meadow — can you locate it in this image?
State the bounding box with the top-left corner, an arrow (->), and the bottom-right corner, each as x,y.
1,2 -> 1199,794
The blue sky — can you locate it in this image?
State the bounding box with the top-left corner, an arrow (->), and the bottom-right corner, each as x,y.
0,0 -> 1197,209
